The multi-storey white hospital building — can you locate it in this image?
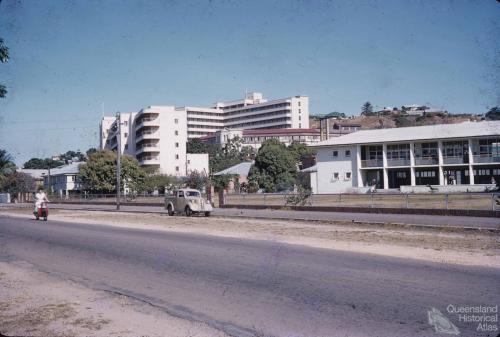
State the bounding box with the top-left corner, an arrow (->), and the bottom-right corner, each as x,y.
100,92 -> 309,175
308,121 -> 500,194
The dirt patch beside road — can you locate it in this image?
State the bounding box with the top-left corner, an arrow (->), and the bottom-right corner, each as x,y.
1,207 -> 499,268
0,261 -> 229,337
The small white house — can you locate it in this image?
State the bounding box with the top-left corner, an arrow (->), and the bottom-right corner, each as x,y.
43,162 -> 82,197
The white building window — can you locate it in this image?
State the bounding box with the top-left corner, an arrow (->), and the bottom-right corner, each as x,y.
175,154 -> 179,159
175,142 -> 179,148
333,150 -> 338,157
345,150 -> 351,157
175,166 -> 179,172
332,172 -> 339,181
174,118 -> 178,124
175,130 -> 178,136
124,133 -> 128,137
345,172 -> 352,180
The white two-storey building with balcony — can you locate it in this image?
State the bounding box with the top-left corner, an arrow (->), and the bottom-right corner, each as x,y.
310,121 -> 500,193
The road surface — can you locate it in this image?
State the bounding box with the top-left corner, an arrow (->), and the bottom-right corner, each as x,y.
0,215 -> 499,337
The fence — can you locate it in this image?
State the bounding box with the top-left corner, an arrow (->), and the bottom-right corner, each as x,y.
47,193 -> 220,205
224,192 -> 500,211
30,191 -> 500,212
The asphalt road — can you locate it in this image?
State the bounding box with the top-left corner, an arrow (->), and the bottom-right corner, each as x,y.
16,202 -> 500,230
1,215 -> 499,337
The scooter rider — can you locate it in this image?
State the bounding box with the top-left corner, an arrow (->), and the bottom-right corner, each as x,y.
34,187 -> 50,212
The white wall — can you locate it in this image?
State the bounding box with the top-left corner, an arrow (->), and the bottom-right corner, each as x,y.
155,107 -> 188,176
290,96 -> 309,129
315,145 -> 357,193
100,117 -> 115,150
186,153 -> 209,175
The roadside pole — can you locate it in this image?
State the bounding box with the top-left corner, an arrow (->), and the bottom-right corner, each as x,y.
116,112 -> 121,211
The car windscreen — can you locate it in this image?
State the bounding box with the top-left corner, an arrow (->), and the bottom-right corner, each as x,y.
185,191 -> 200,197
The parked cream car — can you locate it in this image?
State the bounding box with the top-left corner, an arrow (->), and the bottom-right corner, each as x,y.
164,189 -> 213,217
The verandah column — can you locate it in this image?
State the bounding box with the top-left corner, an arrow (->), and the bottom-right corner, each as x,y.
438,140 -> 444,186
468,138 -> 475,185
356,145 -> 363,187
382,143 -> 389,189
409,142 -> 416,186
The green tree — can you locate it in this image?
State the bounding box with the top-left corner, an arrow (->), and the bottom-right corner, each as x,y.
59,150 -> 85,163
485,106 -> 500,121
0,38 -> 9,98
249,139 -> 298,192
185,170 -> 209,191
86,147 -> 98,158
23,158 -> 64,169
120,155 -> 147,194
0,149 -> 16,188
288,141 -> 315,163
143,174 -> 180,194
361,102 -> 374,116
78,150 -> 146,194
186,138 -> 209,154
1,172 -> 35,195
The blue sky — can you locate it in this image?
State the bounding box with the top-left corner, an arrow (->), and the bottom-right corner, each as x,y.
0,0 -> 498,165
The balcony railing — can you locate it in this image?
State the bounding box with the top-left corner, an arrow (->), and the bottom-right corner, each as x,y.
135,131 -> 160,142
136,144 -> 160,155
442,156 -> 467,165
361,159 -> 383,168
473,155 -> 500,164
138,156 -> 160,165
415,157 -> 438,166
386,158 -> 410,167
135,118 -> 159,131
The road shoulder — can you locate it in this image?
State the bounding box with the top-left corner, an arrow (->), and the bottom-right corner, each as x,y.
0,260 -> 229,337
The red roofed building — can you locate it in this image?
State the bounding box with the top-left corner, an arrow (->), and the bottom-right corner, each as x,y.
200,128 -> 321,150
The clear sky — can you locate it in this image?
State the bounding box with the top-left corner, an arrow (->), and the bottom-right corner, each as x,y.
0,0 -> 498,165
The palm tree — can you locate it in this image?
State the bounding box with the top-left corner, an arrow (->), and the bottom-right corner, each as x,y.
0,38 -> 9,98
0,149 -> 15,180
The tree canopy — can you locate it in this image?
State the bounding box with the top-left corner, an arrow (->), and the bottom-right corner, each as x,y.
1,172 -> 35,195
23,158 -> 64,169
0,149 -> 16,189
0,38 -> 9,98
248,139 -> 298,192
485,106 -> 500,121
78,150 -> 146,194
361,102 -> 374,116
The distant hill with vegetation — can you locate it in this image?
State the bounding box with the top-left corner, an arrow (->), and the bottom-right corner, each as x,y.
310,111 -> 486,131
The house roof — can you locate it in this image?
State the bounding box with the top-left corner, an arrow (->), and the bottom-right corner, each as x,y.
48,162 -> 82,176
17,169 -> 49,179
313,121 -> 500,147
242,128 -> 319,136
213,161 -> 254,176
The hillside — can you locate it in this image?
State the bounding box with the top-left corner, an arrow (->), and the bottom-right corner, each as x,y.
309,113 -> 483,131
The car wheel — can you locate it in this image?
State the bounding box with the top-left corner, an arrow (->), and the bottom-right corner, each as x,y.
167,205 -> 174,216
204,212 -> 211,217
185,206 -> 192,217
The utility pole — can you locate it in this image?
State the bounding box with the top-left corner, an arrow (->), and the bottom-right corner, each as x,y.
116,112 -> 121,210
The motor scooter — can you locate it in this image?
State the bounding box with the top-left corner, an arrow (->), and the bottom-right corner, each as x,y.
34,202 -> 48,221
